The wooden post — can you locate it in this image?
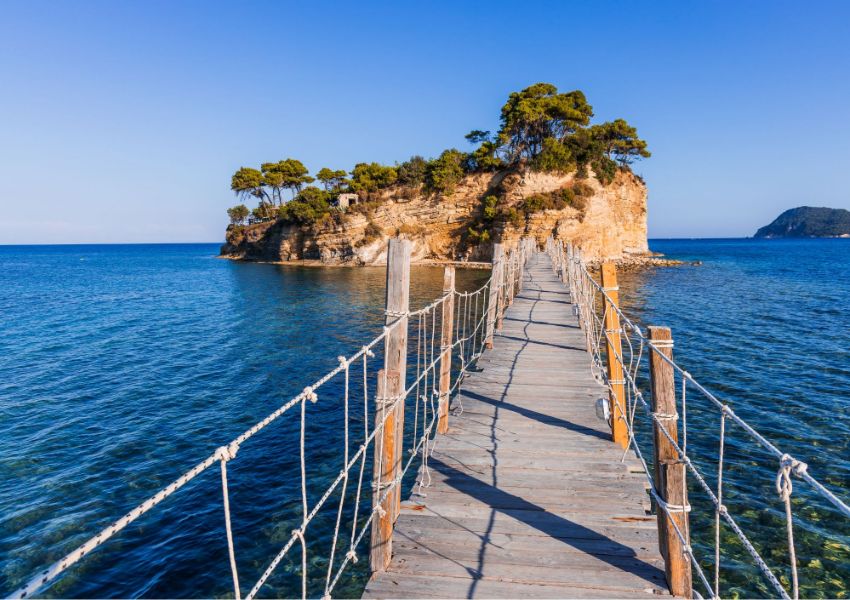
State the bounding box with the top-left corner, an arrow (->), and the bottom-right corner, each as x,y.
495,245 -> 506,332
648,326 -> 692,598
600,263 -> 628,449
370,368 -> 400,571
384,238 -> 410,523
438,267 -> 455,434
485,243 -> 503,349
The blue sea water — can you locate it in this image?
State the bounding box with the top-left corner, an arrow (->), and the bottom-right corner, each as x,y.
0,240 -> 848,598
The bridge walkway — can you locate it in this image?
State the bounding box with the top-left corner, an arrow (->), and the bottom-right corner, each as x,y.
363,252 -> 669,599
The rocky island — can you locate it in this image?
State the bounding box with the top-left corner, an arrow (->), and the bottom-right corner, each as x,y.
754,206 -> 850,238
221,83 -> 658,264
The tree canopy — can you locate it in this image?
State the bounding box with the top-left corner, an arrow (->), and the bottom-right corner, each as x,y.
227,204 -> 250,225
350,162 -> 398,192
316,168 -> 349,191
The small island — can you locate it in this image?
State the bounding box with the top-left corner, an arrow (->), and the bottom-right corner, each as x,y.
754,206 -> 850,238
220,83 -> 655,265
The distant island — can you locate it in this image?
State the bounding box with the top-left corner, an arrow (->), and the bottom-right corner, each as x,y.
220,83 -> 657,265
754,206 -> 850,238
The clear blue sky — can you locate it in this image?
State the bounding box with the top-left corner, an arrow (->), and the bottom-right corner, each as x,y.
1,0 -> 849,243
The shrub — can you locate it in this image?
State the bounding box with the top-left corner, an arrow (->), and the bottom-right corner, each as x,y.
425,149 -> 465,195
592,156 -> 618,185
466,227 -> 491,245
278,186 -> 332,225
357,220 -> 383,246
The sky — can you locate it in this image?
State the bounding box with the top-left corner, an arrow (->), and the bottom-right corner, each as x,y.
1,0 -> 849,243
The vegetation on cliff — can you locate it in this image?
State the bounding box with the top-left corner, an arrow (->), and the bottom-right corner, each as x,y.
225,83 -> 650,246
754,207 -> 850,238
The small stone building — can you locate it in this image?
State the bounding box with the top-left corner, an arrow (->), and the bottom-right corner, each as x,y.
336,193 -> 359,211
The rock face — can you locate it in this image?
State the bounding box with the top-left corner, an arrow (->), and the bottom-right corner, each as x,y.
221,169 -> 649,264
754,206 -> 850,238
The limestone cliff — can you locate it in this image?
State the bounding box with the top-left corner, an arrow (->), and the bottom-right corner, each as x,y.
220,169 -> 648,264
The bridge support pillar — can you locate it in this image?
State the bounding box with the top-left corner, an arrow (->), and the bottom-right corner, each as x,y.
438,267 -> 455,434
371,238 -> 410,572
485,243 -> 504,348
600,263 -> 628,449
648,326 -> 693,598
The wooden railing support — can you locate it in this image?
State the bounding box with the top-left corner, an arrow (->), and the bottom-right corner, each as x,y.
648,326 -> 692,598
384,239 -> 410,524
600,262 -> 628,449
495,245 -> 506,332
485,243 -> 503,349
370,368 -> 400,572
438,267 -> 455,434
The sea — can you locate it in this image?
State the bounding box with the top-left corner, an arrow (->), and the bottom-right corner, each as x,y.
0,240 -> 848,599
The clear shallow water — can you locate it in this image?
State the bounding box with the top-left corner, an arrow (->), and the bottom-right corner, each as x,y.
1,241 -> 848,599
620,239 -> 850,599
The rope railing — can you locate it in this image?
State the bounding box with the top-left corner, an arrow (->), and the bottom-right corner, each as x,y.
8,237 -> 533,600
545,237 -> 850,600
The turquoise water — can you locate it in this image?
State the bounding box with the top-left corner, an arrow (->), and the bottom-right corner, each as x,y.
1,240 -> 848,598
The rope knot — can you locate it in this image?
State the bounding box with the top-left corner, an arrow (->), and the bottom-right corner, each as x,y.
776,453 -> 807,500
304,386 -> 318,403
346,549 -> 358,564
338,356 -> 348,368
374,504 -> 386,518
291,528 -> 305,543
215,442 -> 240,462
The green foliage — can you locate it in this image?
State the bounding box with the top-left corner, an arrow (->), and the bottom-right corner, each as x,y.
262,159 -> 314,201
425,149 -> 465,194
350,162 -> 398,192
589,119 -> 651,166
397,156 -> 428,186
531,138 -> 575,173
592,156 -> 618,185
278,186 -> 332,225
227,204 -> 250,225
466,227 -> 491,244
231,167 -> 269,204
498,83 -> 593,163
316,167 -> 348,191
465,130 -> 492,144
482,195 -> 499,221
251,204 -> 277,219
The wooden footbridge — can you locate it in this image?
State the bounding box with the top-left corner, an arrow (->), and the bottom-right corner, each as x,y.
363,252 -> 668,598
12,237 -> 850,600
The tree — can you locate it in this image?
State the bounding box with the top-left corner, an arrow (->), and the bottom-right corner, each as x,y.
588,119 -> 651,166
227,204 -> 249,225
397,156 -> 428,186
231,167 -> 269,204
316,167 -> 349,191
350,162 -> 398,192
497,83 -> 593,163
425,149 -> 465,194
262,159 -> 314,200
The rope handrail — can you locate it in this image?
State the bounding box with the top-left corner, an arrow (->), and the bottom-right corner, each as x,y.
546,237 -> 850,600
8,241 -> 531,600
